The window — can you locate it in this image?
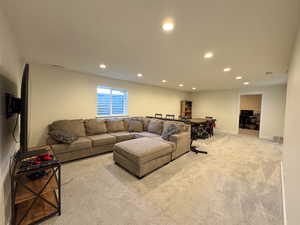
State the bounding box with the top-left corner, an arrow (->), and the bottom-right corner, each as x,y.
97,86 -> 128,116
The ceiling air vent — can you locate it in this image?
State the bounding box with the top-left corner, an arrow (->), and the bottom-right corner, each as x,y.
51,64 -> 65,69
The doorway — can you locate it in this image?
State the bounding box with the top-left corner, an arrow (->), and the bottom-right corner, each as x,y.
239,94 -> 262,136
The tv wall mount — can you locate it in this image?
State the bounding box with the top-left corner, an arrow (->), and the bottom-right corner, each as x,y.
6,93 -> 21,118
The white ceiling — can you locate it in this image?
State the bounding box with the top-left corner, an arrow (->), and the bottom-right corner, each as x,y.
2,0 -> 300,91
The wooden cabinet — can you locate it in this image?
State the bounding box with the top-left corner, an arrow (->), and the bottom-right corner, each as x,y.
180,100 -> 192,119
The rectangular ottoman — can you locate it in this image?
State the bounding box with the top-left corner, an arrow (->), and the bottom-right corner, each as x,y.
113,137 -> 173,178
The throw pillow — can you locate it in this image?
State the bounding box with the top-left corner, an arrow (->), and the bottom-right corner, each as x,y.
128,120 -> 143,132
148,119 -> 163,135
49,130 -> 78,144
161,123 -> 181,140
163,121 -> 184,133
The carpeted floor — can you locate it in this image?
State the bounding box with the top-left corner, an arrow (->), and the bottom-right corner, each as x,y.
43,133 -> 283,225
239,128 -> 259,136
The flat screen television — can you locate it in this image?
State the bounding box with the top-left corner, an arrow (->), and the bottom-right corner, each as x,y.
20,64 -> 29,153
6,63 -> 29,154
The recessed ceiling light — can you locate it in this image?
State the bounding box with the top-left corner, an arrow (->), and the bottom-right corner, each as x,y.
192,87 -> 197,90
99,64 -> 106,69
162,22 -> 174,31
204,52 -> 214,58
162,80 -> 167,83
224,68 -> 231,72
235,76 -> 243,80
243,82 -> 250,85
137,73 -> 143,77
179,84 -> 184,87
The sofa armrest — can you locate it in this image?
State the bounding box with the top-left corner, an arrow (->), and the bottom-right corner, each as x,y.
169,131 -> 190,160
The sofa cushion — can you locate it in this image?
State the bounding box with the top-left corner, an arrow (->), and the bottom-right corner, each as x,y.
130,117 -> 150,131
148,119 -> 163,135
142,118 -> 151,131
50,137 -> 92,154
106,119 -> 125,132
113,137 -> 173,164
133,132 -> 160,138
47,136 -> 59,145
128,120 -> 143,132
123,118 -> 131,131
87,134 -> 116,146
49,130 -> 78,144
49,119 -> 86,137
84,119 -> 107,135
110,132 -> 135,142
151,137 -> 176,151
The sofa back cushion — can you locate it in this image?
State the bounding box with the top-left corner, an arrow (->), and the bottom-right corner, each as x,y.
142,118 -> 150,131
84,119 -> 107,135
147,119 -> 163,135
49,119 -> 86,137
123,118 -> 131,131
129,117 -> 150,131
128,120 -> 143,132
183,124 -> 190,132
106,119 -> 125,132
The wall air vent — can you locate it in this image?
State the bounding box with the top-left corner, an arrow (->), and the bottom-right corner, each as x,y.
265,72 -> 273,75
51,64 -> 65,69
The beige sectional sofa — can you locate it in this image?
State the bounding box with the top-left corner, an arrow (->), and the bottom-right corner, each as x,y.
47,117 -> 190,177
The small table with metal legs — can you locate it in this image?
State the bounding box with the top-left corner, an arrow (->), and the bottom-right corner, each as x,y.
190,140 -> 208,154
190,123 -> 208,154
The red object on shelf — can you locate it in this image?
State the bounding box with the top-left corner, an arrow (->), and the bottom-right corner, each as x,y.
32,160 -> 41,165
39,153 -> 54,161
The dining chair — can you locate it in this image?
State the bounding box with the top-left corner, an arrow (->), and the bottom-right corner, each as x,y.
205,120 -> 214,137
165,114 -> 175,120
155,113 -> 163,118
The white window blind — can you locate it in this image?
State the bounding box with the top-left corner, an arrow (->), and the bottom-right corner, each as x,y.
97,86 -> 128,116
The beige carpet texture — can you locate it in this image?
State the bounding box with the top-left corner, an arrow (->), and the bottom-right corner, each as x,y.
43,133 -> 283,225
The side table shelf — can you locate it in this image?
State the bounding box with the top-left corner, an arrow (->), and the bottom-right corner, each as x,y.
11,150 -> 61,225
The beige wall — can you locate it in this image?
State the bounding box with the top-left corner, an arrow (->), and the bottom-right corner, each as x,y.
29,64 -> 190,147
283,28 -> 300,225
191,85 -> 286,139
0,8 -> 23,225
191,90 -> 240,134
240,95 -> 262,112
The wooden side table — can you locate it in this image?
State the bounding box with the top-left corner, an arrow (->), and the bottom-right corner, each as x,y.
11,148 -> 61,225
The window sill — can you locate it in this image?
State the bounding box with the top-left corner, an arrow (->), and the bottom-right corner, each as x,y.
96,115 -> 129,118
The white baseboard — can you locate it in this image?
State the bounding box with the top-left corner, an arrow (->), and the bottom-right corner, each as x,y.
214,128 -> 238,135
259,135 -> 273,141
281,161 -> 287,225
